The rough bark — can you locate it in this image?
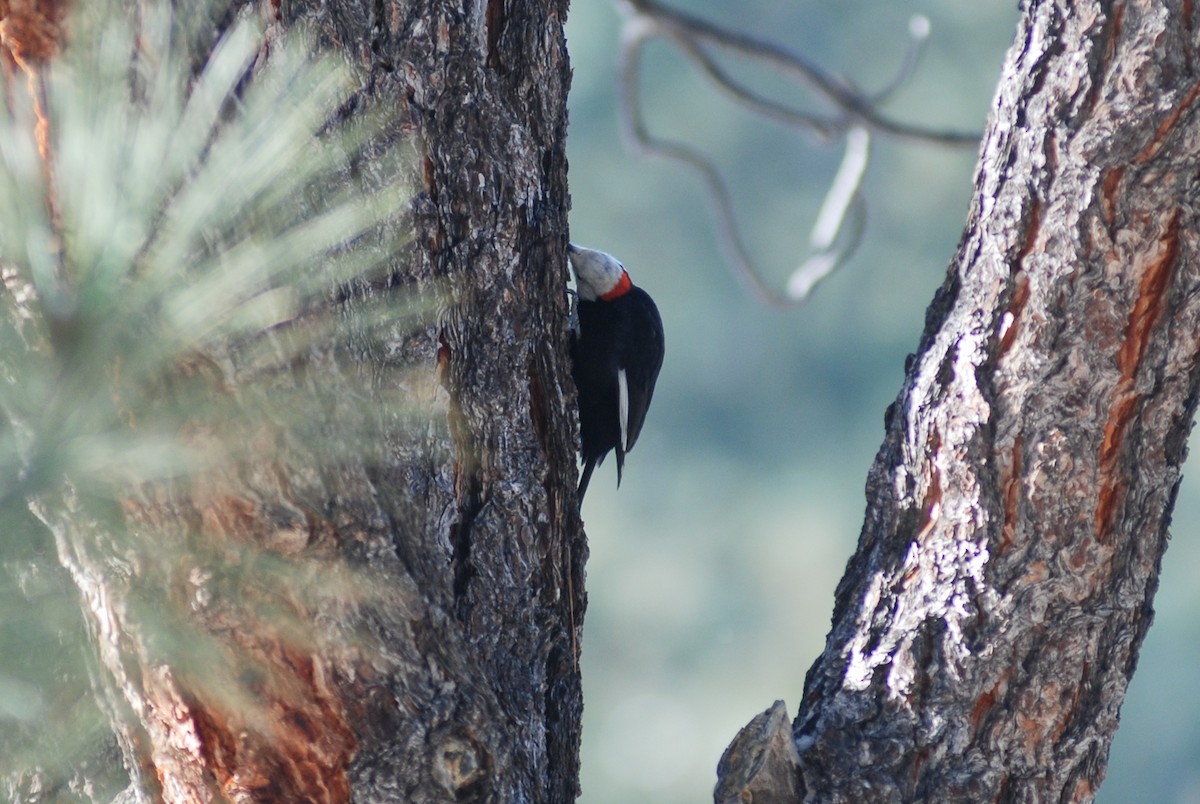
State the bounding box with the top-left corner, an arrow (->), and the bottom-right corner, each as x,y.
19,0 -> 1200,800
2,0 -> 581,802
716,1 -> 1200,801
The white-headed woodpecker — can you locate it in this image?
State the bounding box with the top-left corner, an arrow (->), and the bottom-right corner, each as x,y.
569,244 -> 665,502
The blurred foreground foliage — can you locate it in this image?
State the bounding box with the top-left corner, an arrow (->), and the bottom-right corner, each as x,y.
0,2 -> 416,795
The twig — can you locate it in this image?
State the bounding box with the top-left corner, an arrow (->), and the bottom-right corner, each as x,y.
788,128 -> 869,300
615,0 -> 982,306
619,16 -> 784,306
619,0 -> 979,145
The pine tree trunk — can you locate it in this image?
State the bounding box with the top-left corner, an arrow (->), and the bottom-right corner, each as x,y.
3,0 -> 581,801
13,0 -> 1200,801
719,2 -> 1200,801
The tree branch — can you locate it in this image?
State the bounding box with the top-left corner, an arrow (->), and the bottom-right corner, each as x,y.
735,2 -> 1200,798
616,0 -> 979,307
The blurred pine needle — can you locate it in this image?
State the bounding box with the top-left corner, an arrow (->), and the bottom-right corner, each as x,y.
0,1 -> 424,793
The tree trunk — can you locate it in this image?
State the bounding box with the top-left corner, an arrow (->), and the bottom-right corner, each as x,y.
12,0 -> 1200,801
2,0 -> 581,801
719,2 -> 1200,801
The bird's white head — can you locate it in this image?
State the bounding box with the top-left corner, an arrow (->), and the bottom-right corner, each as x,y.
568,243 -> 632,302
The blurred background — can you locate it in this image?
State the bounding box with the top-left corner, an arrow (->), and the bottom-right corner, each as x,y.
564,2 -> 1200,802
3,3 -> 1198,801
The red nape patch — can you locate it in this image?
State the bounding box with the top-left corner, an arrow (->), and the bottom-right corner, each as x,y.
600,271 -> 633,301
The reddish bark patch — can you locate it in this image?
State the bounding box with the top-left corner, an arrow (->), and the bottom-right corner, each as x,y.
1085,3 -> 1125,114
908,747 -> 930,793
970,667 -> 1013,734
485,0 -> 504,69
997,434 -> 1024,556
0,0 -> 66,64
1136,80 -> 1200,164
913,428 -> 944,548
1049,660 -> 1087,745
191,696 -> 239,781
1016,198 -> 1043,267
1106,3 -> 1124,73
1095,209 -> 1179,538
998,274 -> 1029,359
1,0 -> 65,197
1101,167 -> 1124,230
187,650 -> 356,803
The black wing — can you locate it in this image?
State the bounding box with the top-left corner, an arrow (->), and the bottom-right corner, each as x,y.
617,286 -> 664,461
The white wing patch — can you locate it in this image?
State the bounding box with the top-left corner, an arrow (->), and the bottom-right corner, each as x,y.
617,367 -> 629,452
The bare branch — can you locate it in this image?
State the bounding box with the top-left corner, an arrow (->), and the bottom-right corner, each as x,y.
615,0 -> 982,306
660,23 -> 843,140
787,128 -> 869,300
869,15 -> 932,105
618,16 -> 789,307
618,0 -> 980,145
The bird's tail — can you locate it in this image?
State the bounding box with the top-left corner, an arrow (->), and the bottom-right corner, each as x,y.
577,457 -> 598,503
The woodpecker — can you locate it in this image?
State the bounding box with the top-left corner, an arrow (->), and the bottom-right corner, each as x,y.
569,243 -> 664,502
